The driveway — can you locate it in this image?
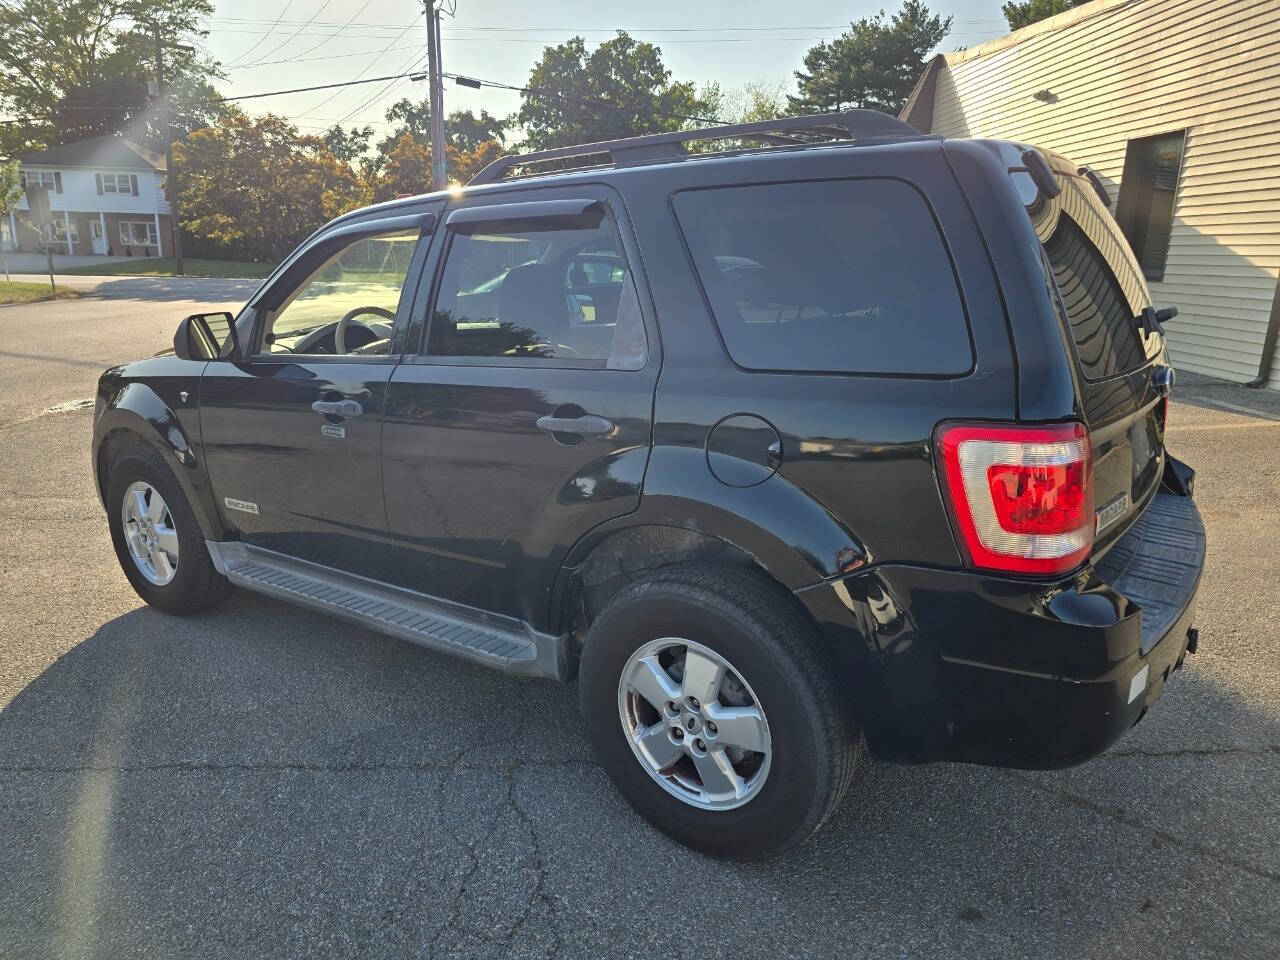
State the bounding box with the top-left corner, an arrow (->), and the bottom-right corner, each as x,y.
0,286 -> 1277,959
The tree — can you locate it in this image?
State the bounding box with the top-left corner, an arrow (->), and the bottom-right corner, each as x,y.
0,161 -> 23,282
382,100 -> 507,152
516,31 -> 717,150
443,109 -> 506,152
175,112 -> 360,262
323,124 -> 375,166
0,0 -> 223,156
788,1 -> 951,115
367,133 -> 434,205
450,139 -> 505,185
1001,0 -> 1089,30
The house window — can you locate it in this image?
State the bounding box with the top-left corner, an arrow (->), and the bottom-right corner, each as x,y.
119,221 -> 158,247
97,173 -> 138,196
46,220 -> 79,244
22,170 -> 58,191
1115,130 -> 1186,282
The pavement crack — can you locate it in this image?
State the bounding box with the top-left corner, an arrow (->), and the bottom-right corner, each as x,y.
1012,773 -> 1280,884
498,682 -> 565,959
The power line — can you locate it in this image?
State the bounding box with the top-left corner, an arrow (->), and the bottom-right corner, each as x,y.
221,0 -> 295,68
235,0 -> 334,69
293,19 -> 422,119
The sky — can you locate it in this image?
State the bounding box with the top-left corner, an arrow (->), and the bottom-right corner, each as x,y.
201,0 -> 1013,139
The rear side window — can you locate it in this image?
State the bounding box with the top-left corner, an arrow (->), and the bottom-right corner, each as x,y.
673,179 -> 972,375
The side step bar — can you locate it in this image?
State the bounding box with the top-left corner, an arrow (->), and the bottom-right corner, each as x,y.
206,541 -> 567,680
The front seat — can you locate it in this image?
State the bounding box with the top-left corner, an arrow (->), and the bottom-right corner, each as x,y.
497,263 -> 573,356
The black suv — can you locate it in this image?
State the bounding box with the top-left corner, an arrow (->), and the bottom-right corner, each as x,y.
92,111 -> 1205,859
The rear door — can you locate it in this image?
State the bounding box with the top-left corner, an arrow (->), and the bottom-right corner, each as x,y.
1012,150 -> 1170,549
380,185 -> 659,626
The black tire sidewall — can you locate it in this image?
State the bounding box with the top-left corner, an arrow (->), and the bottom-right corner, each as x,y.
580,578 -> 835,859
106,447 -> 210,614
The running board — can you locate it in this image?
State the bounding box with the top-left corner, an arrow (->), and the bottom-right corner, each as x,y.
206,541 -> 566,680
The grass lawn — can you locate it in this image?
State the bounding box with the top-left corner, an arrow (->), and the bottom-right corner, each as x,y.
60,257 -> 271,279
0,281 -> 80,305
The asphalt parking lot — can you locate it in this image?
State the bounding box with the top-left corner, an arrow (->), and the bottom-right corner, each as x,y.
1,279 -> 1277,959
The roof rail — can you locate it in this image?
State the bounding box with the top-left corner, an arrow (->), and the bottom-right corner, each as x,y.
468,109 -> 920,186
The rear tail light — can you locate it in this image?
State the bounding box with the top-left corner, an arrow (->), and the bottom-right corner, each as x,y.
936,422 -> 1093,575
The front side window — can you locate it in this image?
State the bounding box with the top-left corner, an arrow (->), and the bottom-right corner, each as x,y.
673,179 -> 972,375
426,211 -> 647,368
1115,130 -> 1186,282
23,170 -> 57,190
260,229 -> 418,356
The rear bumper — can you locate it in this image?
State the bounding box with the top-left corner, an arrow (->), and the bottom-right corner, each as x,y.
798,483 -> 1206,769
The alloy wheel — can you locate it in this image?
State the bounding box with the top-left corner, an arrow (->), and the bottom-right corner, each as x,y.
121,480 -> 179,586
617,637 -> 772,810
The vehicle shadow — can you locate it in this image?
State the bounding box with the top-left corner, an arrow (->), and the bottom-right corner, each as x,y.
1,589 -> 1276,959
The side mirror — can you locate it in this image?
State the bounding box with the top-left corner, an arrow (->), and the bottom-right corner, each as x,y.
174,311 -> 237,361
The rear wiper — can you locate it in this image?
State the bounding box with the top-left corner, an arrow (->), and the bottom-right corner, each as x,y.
1137,305 -> 1178,336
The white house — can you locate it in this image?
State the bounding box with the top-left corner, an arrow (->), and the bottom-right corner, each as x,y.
9,134 -> 172,258
902,0 -> 1280,388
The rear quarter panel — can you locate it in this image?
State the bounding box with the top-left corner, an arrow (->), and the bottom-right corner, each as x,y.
609,141 -> 1020,582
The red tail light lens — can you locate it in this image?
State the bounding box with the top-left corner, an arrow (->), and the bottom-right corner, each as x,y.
937,422 -> 1093,575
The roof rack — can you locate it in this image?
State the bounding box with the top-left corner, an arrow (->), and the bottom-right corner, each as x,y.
468,109 -> 920,186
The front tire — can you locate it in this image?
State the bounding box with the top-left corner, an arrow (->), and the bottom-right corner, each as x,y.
579,564 -> 862,859
105,444 -> 233,615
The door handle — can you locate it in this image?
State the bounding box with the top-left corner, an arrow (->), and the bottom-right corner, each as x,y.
536,413 -> 613,437
312,398 -> 364,418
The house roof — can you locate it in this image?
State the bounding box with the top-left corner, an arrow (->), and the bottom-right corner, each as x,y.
941,0 -> 1133,67
19,135 -> 165,171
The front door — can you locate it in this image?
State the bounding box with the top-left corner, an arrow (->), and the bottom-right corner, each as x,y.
382,188 -> 658,627
90,220 -> 106,255
201,214 -> 434,578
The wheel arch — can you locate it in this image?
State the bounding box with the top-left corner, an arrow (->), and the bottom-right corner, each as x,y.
94,386 -> 224,540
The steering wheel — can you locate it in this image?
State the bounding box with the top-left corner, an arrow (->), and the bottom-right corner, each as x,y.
335,305 -> 396,355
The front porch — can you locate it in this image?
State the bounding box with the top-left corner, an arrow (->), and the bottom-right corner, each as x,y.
6,210 -> 171,258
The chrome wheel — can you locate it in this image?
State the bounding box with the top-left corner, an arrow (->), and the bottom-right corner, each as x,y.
121,481 -> 179,586
618,638 -> 772,810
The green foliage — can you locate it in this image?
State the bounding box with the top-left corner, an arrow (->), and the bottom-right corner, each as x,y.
175,112 -> 361,262
1001,0 -> 1090,30
444,109 -> 507,152
0,161 -> 23,219
380,101 -> 507,153
323,124 -> 375,165
0,0 -> 224,156
516,31 -> 717,150
788,1 -> 951,115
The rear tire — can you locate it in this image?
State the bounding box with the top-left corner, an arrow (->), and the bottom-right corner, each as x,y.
579,564 -> 862,859
106,444 -> 233,615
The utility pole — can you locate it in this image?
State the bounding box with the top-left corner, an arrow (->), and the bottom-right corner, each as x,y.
153,25 -> 193,274
423,1 -> 447,190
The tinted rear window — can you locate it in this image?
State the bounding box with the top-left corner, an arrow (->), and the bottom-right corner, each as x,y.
673,179 -> 972,375
1017,166 -> 1157,379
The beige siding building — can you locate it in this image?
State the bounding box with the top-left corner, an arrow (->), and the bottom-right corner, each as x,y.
902,0 -> 1280,388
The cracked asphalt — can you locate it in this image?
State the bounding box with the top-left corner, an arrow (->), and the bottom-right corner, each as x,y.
1,279 -> 1278,959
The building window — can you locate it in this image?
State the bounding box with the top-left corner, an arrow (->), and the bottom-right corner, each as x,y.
22,170 -> 58,191
1115,130 -> 1186,282
45,220 -> 79,245
119,221 -> 158,247
97,172 -> 138,196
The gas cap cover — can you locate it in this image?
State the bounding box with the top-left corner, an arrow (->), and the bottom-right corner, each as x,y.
706,414 -> 782,488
